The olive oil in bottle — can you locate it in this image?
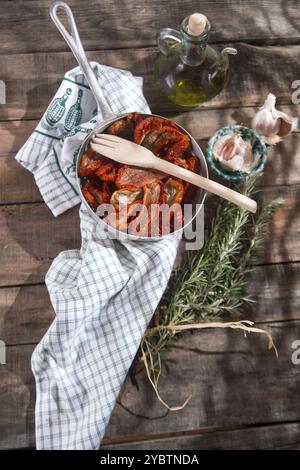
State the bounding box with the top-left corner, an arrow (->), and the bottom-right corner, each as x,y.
154,13 -> 237,108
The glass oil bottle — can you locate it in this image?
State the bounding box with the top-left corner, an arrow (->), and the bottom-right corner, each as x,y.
154,13 -> 237,107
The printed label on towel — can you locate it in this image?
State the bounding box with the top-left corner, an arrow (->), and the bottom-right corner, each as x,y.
40,86 -> 75,134
64,89 -> 83,132
45,88 -> 72,127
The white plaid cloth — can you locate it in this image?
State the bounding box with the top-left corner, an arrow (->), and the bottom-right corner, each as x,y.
15,63 -> 181,450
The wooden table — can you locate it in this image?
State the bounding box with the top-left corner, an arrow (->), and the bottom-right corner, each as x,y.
1,0 -> 300,450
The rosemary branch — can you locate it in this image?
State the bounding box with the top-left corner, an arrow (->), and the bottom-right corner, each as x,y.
141,176 -> 283,406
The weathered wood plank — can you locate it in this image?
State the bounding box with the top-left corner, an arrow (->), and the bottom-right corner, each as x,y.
259,184 -> 300,264
0,157 -> 42,204
0,345 -> 35,449
0,204 -> 80,287
0,284 -> 54,345
2,105 -> 299,157
6,141 -> 298,205
0,0 -> 299,453
246,263 -> 300,322
0,0 -> 299,55
0,120 -> 38,156
0,183 -> 298,287
1,103 -> 300,205
1,320 -> 300,449
0,44 -> 299,120
1,263 -> 299,347
103,423 -> 300,450
104,320 -> 300,441
173,105 -> 300,142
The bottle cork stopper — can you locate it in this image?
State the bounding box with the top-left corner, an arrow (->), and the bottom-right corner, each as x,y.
187,13 -> 207,36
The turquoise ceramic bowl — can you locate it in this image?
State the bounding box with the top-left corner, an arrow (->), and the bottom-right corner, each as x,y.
206,125 -> 268,181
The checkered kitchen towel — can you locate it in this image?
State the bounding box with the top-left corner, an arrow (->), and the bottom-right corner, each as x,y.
16,62 -> 181,449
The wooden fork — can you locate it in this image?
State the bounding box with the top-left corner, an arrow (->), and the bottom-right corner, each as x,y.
91,133 -> 257,213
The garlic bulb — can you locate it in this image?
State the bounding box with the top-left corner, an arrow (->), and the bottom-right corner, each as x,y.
213,133 -> 258,173
252,93 -> 298,145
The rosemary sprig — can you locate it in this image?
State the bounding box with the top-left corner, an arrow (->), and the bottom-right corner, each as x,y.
141,176 -> 283,404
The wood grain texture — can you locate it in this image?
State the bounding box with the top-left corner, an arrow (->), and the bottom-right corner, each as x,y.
1,263 -> 299,347
0,120 -> 38,155
0,43 -> 299,120
0,184 -> 298,288
0,0 -> 300,55
246,263 -> 300,323
2,148 -> 298,206
172,105 -> 300,142
102,423 -> 300,450
104,320 -> 300,442
1,0 -> 299,451
0,157 -> 42,205
259,184 -> 300,263
2,106 -> 299,157
1,320 -> 300,449
0,204 -> 80,287
0,284 -> 54,345
1,104 -> 300,205
0,345 -> 35,450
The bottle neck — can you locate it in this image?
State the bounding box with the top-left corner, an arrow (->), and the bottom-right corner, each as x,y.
61,94 -> 69,103
61,88 -> 72,103
179,16 -> 210,66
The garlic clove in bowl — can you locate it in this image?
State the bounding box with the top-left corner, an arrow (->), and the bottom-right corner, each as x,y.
206,125 -> 268,181
252,93 -> 298,145
213,132 -> 259,173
